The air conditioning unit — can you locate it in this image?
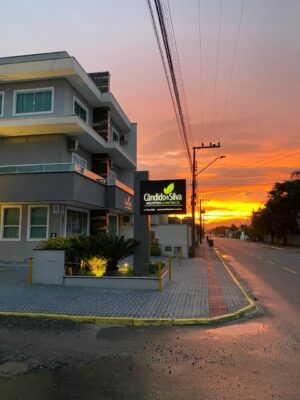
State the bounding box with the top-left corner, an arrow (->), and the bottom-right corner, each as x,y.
120,133 -> 129,145
67,138 -> 79,152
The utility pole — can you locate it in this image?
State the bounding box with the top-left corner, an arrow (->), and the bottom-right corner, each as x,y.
191,143 -> 221,258
199,198 -> 210,244
199,198 -> 202,244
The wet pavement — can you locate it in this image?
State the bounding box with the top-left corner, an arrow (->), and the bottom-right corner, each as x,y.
0,238 -> 300,399
0,246 -> 249,321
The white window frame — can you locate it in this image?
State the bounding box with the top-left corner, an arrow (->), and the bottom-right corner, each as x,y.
71,153 -> 88,169
64,207 -> 90,237
0,91 -> 4,117
73,96 -> 88,123
27,205 -> 49,241
13,87 -> 54,116
0,205 -> 22,241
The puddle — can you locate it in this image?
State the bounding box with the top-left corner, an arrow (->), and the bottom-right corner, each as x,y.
0,361 -> 29,377
208,322 -> 266,336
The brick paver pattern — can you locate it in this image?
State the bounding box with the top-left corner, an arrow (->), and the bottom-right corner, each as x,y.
0,248 -> 249,319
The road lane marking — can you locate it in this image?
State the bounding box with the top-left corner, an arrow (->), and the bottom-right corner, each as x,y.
256,256 -> 263,260
261,245 -> 285,251
283,267 -> 297,274
267,261 -> 276,265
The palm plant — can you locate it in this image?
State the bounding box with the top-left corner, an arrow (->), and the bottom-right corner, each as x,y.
94,234 -> 139,275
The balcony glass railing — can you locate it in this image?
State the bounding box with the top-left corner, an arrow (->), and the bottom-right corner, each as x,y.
0,163 -> 106,184
0,163 -> 134,193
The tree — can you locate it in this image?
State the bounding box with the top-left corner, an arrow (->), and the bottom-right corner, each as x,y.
250,175 -> 300,245
291,170 -> 300,180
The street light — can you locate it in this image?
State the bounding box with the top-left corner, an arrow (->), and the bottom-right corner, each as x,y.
196,155 -> 226,177
191,155 -> 226,257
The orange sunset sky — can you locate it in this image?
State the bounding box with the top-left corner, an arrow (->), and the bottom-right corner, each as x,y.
1,0 -> 300,228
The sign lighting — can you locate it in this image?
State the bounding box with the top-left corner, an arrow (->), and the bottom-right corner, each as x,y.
140,179 -> 186,215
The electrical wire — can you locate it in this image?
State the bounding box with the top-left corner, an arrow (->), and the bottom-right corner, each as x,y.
209,0 -> 223,141
219,0 -> 245,129
154,0 -> 192,169
146,0 -> 184,154
163,0 -> 194,147
146,0 -> 193,173
198,0 -> 204,142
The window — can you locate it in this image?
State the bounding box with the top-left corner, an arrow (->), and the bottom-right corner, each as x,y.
112,129 -> 119,142
72,153 -> 88,169
66,209 -> 88,236
14,88 -> 54,115
73,97 -> 88,122
28,206 -> 48,240
0,91 -> 4,117
1,206 -> 21,240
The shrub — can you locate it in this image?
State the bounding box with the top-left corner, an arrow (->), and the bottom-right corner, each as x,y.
38,236 -> 96,275
148,261 -> 166,275
150,244 -> 162,256
38,234 -> 139,276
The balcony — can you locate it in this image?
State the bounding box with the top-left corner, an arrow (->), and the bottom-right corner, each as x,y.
0,115 -> 136,168
0,163 -> 134,212
0,53 -> 132,131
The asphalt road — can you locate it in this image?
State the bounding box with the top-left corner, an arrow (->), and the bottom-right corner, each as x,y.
0,239 -> 300,399
215,238 -> 300,309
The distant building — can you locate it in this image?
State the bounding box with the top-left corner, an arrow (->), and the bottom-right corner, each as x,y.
0,52 -> 136,261
120,215 -> 191,258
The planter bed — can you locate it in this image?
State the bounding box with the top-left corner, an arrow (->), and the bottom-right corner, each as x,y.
63,267 -> 169,290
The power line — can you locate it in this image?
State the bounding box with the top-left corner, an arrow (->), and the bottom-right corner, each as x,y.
154,0 -> 192,169
209,0 -> 223,140
146,0 -> 184,154
146,0 -> 193,172
199,148 -> 300,184
163,0 -> 194,147
198,0 -> 204,141
219,0 -> 245,129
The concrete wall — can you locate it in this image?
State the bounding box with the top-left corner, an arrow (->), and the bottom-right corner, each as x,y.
0,135 -> 68,165
0,172 -> 105,206
0,79 -> 93,126
32,249 -> 65,285
152,224 -> 190,258
64,274 -> 169,290
106,186 -> 133,213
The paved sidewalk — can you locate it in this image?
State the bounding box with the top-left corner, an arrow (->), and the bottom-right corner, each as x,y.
0,246 -> 250,321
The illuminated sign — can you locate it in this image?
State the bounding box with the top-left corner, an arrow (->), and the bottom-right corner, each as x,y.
140,179 -> 186,215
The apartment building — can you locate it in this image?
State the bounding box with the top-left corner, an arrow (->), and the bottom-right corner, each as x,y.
0,52 -> 136,261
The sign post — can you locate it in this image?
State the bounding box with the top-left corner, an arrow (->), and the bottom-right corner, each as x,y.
133,171 -> 151,275
133,174 -> 186,276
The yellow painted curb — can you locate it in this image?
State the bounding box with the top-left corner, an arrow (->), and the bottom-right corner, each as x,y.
0,249 -> 258,327
0,303 -> 257,327
214,247 -> 256,307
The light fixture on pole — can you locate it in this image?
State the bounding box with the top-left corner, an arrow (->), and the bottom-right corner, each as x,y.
191,151 -> 226,257
196,155 -> 226,177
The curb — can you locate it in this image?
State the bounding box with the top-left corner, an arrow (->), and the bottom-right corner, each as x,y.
213,247 -> 258,311
0,304 -> 257,326
0,249 -> 258,327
